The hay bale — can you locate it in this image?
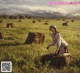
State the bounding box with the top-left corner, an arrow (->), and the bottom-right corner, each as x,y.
62,21 -> 69,26
25,32 -> 45,44
71,19 -> 74,22
0,32 -> 3,39
32,21 -> 36,23
9,16 -> 17,19
40,53 -> 71,68
63,19 -> 65,21
45,21 -> 49,22
6,23 -> 14,28
44,22 -> 48,25
18,20 -> 22,22
38,19 -> 41,22
0,20 -> 3,23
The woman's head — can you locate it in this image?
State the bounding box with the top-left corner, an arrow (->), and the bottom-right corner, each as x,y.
49,25 -> 57,33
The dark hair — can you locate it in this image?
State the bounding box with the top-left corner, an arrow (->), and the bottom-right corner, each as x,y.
49,26 -> 56,30
49,26 -> 58,33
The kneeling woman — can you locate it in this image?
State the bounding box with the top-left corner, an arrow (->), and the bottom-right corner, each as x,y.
46,25 -> 69,55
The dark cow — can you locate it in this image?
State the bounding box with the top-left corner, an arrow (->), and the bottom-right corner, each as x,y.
6,23 -> 14,28
25,32 -> 45,44
62,21 -> 69,26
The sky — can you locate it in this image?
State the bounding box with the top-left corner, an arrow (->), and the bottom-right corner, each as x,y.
0,0 -> 80,15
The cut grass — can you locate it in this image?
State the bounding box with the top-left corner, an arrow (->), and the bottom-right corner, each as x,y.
0,18 -> 80,73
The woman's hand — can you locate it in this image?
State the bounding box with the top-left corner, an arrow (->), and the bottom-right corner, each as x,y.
46,45 -> 50,49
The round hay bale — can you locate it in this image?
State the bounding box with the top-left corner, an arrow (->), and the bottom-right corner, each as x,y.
44,22 -> 48,25
0,32 -> 3,39
32,21 -> 36,23
45,21 -> 49,22
71,19 -> 74,22
0,20 -> 3,23
18,20 -> 22,22
62,19 -> 65,21
38,19 -> 41,22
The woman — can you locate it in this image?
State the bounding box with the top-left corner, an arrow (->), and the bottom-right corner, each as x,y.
46,25 -> 69,55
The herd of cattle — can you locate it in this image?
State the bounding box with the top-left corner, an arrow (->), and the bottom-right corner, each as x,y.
0,18 -> 74,44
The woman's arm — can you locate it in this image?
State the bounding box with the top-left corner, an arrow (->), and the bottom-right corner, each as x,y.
46,41 -> 55,49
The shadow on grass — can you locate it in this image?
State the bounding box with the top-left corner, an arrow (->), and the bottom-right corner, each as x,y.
0,43 -> 22,47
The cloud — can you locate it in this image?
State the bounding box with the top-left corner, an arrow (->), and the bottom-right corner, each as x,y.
23,5 -> 67,14
72,13 -> 80,16
0,0 -> 80,15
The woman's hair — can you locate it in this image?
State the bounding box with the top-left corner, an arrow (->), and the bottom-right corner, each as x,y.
49,26 -> 58,33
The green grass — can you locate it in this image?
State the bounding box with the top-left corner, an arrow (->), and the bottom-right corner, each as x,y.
0,18 -> 80,73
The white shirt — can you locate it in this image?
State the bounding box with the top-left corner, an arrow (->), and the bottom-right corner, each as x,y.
50,32 -> 68,49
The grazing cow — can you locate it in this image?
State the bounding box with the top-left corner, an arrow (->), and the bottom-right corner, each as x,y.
44,22 -> 48,25
6,23 -> 14,28
0,32 -> 3,39
62,21 -> 69,26
25,32 -> 45,44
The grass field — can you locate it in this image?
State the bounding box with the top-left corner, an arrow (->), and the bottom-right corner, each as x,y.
0,18 -> 80,73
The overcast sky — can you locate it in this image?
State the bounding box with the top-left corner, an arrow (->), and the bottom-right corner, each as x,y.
0,0 -> 80,14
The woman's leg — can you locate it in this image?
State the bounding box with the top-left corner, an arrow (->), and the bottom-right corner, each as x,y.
64,46 -> 69,53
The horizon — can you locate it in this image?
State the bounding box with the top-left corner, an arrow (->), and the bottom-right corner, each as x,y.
0,0 -> 80,16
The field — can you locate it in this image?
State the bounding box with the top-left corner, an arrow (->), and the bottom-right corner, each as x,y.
0,18 -> 80,73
